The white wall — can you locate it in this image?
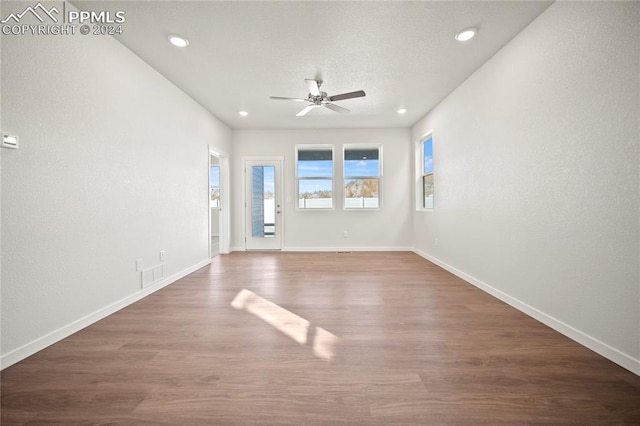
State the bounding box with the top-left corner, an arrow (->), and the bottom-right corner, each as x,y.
211,208 -> 220,237
2,1 -> 637,377
1,24 -> 231,367
412,1 -> 639,374
231,129 -> 412,251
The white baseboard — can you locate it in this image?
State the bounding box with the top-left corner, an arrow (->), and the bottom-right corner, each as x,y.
0,258 -> 212,370
412,248 -> 640,376
230,246 -> 412,253
284,246 -> 413,252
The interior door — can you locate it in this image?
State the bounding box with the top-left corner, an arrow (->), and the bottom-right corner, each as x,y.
244,159 -> 283,250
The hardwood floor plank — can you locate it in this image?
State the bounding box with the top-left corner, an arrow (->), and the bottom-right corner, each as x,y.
2,251 -> 639,424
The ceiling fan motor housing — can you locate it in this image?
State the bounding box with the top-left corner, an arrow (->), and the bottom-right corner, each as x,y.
270,78 -> 366,116
310,92 -> 330,105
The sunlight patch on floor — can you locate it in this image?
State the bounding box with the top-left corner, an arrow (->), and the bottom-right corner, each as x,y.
231,289 -> 340,361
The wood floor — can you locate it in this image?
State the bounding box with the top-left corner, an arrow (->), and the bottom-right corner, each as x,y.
2,252 -> 639,424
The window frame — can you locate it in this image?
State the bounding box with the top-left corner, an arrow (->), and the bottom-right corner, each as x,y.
295,144 -> 335,210
416,132 -> 434,210
343,144 -> 382,210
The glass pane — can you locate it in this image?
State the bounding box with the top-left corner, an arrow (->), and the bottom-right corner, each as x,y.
298,179 -> 332,209
423,174 -> 434,209
345,178 -> 379,209
423,137 -> 433,174
344,148 -> 380,177
251,166 -> 275,238
344,159 -> 379,177
297,153 -> 333,178
210,165 -> 220,208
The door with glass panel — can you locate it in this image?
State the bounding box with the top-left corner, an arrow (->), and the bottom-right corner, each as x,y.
210,153 -> 221,257
244,159 -> 283,250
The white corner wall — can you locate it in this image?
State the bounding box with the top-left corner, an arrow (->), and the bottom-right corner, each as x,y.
231,129 -> 413,251
1,25 -> 231,368
412,1 -> 639,374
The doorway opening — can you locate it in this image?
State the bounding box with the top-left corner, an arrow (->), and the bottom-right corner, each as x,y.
210,153 -> 221,257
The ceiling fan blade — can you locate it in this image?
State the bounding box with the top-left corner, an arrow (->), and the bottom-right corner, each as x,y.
304,79 -> 320,96
328,90 -> 366,102
324,103 -> 350,114
270,96 -> 308,102
296,105 -> 316,117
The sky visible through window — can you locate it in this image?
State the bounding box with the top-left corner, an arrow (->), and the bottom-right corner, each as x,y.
262,166 -> 275,194
210,165 -> 220,186
298,159 -> 379,178
345,159 -> 379,177
298,159 -> 332,195
423,136 -> 434,209
298,160 -> 332,178
210,165 -> 221,206
424,137 -> 433,174
299,179 -> 332,194
297,158 -> 380,194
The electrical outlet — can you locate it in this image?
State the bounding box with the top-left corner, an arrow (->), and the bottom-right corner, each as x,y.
136,258 -> 143,272
343,230 -> 349,238
160,250 -> 166,261
434,238 -> 439,246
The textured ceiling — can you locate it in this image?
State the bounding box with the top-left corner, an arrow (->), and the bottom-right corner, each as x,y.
74,1 -> 553,130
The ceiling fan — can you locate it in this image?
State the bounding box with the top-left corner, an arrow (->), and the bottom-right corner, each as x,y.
270,79 -> 366,116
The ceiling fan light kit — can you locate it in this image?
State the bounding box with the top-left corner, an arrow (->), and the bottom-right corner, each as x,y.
270,79 -> 366,116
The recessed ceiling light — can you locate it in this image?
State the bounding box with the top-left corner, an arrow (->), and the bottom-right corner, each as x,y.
168,34 -> 189,47
239,111 -> 249,116
455,28 -> 477,42
397,108 -> 407,114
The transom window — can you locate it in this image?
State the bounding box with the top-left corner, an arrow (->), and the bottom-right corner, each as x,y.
296,146 -> 333,209
344,145 -> 381,209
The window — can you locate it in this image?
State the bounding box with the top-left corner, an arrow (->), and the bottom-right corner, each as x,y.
422,135 -> 434,209
296,146 -> 333,209
210,164 -> 220,208
344,145 -> 381,209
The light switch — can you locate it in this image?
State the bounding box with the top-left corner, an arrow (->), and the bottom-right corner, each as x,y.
2,133 -> 18,149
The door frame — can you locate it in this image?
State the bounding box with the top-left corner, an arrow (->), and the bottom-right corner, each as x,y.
209,146 -> 230,256
243,156 -> 284,251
